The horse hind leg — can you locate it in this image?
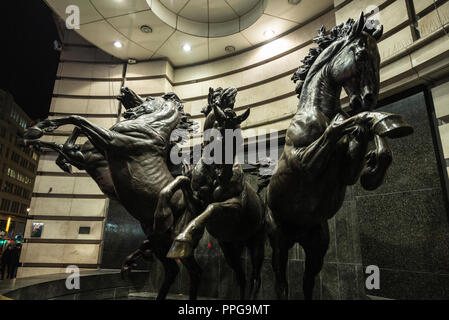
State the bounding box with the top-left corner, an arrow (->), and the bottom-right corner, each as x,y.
247,228 -> 265,300
181,256 -> 203,300
219,241 -> 246,300
154,251 -> 179,300
269,231 -> 290,300
301,223 -> 330,300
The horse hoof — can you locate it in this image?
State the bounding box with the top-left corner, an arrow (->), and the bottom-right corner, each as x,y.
166,240 -> 193,259
24,127 -> 44,140
372,113 -> 414,139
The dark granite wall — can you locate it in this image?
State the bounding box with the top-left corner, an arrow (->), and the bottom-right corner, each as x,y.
100,91 -> 449,299
101,199 -> 149,270
355,92 -> 449,300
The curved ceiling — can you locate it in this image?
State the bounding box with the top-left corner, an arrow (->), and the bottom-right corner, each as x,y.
45,0 -> 334,66
149,0 -> 267,37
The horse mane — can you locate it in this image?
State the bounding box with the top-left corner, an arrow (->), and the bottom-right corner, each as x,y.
291,13 -> 382,97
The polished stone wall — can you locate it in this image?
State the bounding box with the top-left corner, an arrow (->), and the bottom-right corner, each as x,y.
355,92 -> 449,299
101,200 -> 149,270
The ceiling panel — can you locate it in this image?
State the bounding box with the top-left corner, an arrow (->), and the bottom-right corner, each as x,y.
45,0 -> 102,25
76,20 -> 153,60
117,41 -> 155,60
90,0 -> 150,18
208,32 -> 252,60
107,10 -> 175,51
226,0 -> 260,16
241,14 -> 298,45
265,0 -> 334,23
179,0 -> 209,23
160,0 -> 190,13
155,31 -> 209,65
209,0 -> 238,23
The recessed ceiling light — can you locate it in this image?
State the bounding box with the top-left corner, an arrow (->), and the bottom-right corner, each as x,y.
263,29 -> 275,38
183,44 -> 191,52
114,41 -> 123,48
225,45 -> 236,53
140,25 -> 152,33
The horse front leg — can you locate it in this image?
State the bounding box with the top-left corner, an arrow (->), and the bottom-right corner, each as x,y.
340,126 -> 373,185
25,115 -> 113,152
167,200 -> 239,259
360,135 -> 392,190
286,112 -> 372,176
55,127 -> 85,173
153,176 -> 193,234
287,111 -> 397,176
20,139 -> 85,172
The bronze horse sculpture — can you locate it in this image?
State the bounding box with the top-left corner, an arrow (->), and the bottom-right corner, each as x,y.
24,92 -> 203,300
22,87 -> 145,200
266,13 -> 413,300
154,87 -> 266,299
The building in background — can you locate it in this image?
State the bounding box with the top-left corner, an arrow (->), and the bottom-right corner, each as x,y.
0,88 -> 39,240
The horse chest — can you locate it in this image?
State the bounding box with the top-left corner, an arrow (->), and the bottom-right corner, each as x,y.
108,157 -> 172,215
268,165 -> 347,224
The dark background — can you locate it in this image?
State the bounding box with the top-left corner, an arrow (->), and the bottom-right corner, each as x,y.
0,1 -> 60,120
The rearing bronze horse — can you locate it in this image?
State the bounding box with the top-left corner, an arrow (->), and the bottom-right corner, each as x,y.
154,88 -> 266,299
24,93 -> 202,300
266,13 -> 413,300
22,87 -> 145,200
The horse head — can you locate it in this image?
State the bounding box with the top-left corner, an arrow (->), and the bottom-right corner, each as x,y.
117,87 -> 145,110
206,87 -> 239,129
202,86 -> 240,133
293,12 -> 383,113
213,104 -> 250,132
329,12 -> 383,112
113,92 -> 196,153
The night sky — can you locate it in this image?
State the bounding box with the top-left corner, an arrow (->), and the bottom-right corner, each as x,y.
0,0 -> 60,121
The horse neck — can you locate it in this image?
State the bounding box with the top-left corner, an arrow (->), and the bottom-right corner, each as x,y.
149,111 -> 181,147
201,129 -> 239,182
298,64 -> 342,119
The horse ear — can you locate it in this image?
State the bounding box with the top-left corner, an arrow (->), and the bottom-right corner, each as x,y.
352,12 -> 365,37
373,24 -> 383,41
235,108 -> 250,125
